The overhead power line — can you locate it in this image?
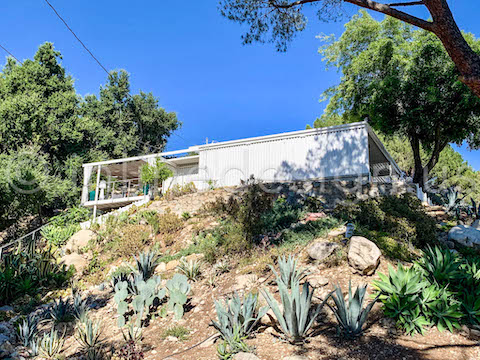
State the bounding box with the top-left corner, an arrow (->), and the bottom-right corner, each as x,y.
0,43 -> 23,64
43,0 -> 110,76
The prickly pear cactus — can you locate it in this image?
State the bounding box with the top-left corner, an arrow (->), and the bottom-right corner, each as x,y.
114,281 -> 129,327
166,274 -> 191,319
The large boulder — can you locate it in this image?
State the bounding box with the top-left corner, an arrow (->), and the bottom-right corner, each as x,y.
64,229 -> 96,253
307,241 -> 339,261
348,236 -> 381,275
448,225 -> 480,248
0,322 -> 15,358
62,253 -> 88,273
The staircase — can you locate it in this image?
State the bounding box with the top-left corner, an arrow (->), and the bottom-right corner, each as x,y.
424,204 -> 449,222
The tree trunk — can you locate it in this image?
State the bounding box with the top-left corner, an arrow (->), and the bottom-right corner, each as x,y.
424,0 -> 480,97
410,135 -> 426,189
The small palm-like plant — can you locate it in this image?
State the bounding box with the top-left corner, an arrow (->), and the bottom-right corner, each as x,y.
262,280 -> 330,343
212,292 -> 268,340
133,250 -> 161,280
176,257 -> 202,281
38,328 -> 65,359
17,315 -> 39,347
327,282 -> 378,338
270,255 -> 308,289
75,318 -> 105,359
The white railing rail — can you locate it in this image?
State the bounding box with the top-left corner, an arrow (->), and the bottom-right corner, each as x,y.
0,223 -> 49,260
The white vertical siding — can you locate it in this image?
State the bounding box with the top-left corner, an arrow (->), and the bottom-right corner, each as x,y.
198,124 -> 370,187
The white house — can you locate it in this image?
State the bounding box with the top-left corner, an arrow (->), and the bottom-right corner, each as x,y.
80,121 -> 402,215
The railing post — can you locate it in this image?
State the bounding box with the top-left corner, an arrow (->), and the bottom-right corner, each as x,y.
93,164 -> 102,222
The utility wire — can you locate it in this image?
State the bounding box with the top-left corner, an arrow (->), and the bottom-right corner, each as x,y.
42,0 -> 110,76
0,43 -> 23,64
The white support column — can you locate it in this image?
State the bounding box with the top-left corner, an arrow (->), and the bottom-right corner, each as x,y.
93,165 -> 102,222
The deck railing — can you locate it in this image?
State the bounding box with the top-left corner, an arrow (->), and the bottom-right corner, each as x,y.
89,178 -> 147,202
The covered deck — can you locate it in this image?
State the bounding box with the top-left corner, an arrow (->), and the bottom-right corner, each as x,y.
81,147 -> 199,216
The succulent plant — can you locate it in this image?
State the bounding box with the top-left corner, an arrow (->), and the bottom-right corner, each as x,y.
327,282 -> 378,338
38,328 -> 65,359
75,317 -> 105,359
49,297 -> 74,323
166,273 -> 191,319
262,280 -> 331,343
133,250 -> 161,280
176,257 -> 202,281
270,255 -> 308,289
212,292 -> 268,341
17,315 -> 39,347
73,292 -> 90,323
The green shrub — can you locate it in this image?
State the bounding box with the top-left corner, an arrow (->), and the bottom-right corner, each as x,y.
157,209 -> 183,234
110,224 -> 150,258
41,224 -> 80,246
161,325 -> 190,341
164,182 -> 197,200
334,194 -> 437,254
176,257 -> 202,281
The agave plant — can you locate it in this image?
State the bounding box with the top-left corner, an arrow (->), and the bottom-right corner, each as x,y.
133,250 -> 161,280
216,325 -> 251,360
444,187 -> 462,214
416,245 -> 461,286
471,198 -> 480,219
75,318 -> 105,359
17,315 -> 39,347
38,328 -> 65,359
212,292 -> 268,341
327,282 -> 378,338
176,257 -> 202,281
270,255 -> 308,289
49,297 -> 74,323
373,264 -> 429,334
262,280 -> 330,343
73,293 -> 90,323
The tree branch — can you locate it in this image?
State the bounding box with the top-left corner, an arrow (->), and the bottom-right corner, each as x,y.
269,0 -> 434,32
345,0 -> 433,31
387,1 -> 424,6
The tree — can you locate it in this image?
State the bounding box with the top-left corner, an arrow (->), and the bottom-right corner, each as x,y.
140,158 -> 174,196
219,0 -> 480,98
317,12 -> 480,188
0,43 -> 180,228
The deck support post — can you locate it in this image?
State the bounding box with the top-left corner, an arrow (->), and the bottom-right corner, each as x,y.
93,164 -> 102,223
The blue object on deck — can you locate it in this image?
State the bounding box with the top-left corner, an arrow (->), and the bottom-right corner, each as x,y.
143,184 -> 150,195
89,190 -> 95,201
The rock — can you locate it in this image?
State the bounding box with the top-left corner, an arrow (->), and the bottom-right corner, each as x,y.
155,262 -> 167,273
166,260 -> 180,271
472,219 -> 480,230
165,336 -> 178,342
64,229 -> 95,253
283,356 -> 309,360
0,341 -> 14,358
185,253 -> 204,262
0,322 -> 15,357
232,274 -> 258,291
260,308 -> 278,327
233,353 -> 260,360
448,225 -> 480,248
62,253 -> 88,272
308,276 -> 329,288
307,241 -> 339,261
348,236 -> 381,276
328,226 -> 347,238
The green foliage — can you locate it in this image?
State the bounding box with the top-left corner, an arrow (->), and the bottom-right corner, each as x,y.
270,255 -> 308,289
133,250 -> 161,280
75,317 -> 105,360
416,246 -> 461,286
334,194 -> 437,252
260,197 -> 305,233
166,273 -> 191,320
181,211 -> 191,220
73,292 -> 90,324
157,209 -> 183,234
328,282 -> 378,338
212,292 -> 268,341
41,223 -> 79,247
163,182 -> 197,200
216,326 -> 251,360
17,315 -> 39,347
319,11 -> 480,186
49,297 -> 74,324
161,325 -> 190,341
140,159 -> 173,185
0,247 -> 73,304
38,328 -> 65,359
0,42 -> 179,228
176,257 -> 202,281
262,280 -> 330,343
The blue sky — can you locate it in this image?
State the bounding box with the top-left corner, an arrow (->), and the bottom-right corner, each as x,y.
1,1 -> 479,169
